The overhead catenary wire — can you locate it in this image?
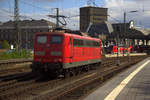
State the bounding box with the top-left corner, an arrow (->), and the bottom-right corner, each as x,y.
19,0 -> 51,12
8,0 -> 12,13
19,0 -> 59,21
0,8 -> 14,15
108,15 -> 122,23
0,8 -> 34,20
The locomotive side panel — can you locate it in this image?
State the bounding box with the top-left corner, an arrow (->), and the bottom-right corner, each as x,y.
63,36 -> 101,69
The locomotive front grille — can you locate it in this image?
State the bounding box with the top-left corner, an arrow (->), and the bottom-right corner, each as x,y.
35,51 -> 45,56
50,51 -> 62,56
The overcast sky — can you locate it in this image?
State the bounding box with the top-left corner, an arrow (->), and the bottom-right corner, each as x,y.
0,0 -> 150,30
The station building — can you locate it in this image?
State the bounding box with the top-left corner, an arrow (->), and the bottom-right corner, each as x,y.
0,19 -> 56,49
80,6 -> 108,32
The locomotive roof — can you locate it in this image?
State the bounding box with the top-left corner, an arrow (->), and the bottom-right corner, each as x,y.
35,32 -> 101,41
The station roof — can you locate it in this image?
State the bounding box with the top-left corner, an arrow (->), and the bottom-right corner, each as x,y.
0,19 -> 56,29
87,21 -> 150,39
88,21 -> 113,36
112,23 -> 150,37
0,21 -> 2,25
132,27 -> 150,36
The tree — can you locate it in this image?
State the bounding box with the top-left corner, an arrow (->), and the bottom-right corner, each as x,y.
2,40 -> 10,49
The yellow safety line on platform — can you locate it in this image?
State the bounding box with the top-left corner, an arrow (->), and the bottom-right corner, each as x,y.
104,60 -> 150,100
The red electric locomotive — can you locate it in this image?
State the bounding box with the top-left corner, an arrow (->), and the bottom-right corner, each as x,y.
31,31 -> 102,77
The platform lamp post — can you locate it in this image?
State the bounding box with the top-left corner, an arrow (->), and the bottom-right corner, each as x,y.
124,10 -> 138,61
124,10 -> 138,34
116,25 -> 121,66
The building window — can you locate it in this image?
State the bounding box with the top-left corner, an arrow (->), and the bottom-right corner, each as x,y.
1,34 -> 3,38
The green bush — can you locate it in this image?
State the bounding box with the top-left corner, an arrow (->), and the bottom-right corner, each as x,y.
2,40 -> 10,49
0,49 -> 32,60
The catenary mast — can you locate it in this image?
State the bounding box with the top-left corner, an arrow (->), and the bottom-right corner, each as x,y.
14,0 -> 21,50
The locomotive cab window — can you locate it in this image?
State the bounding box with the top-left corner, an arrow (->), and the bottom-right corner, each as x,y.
37,35 -> 47,44
51,35 -> 62,44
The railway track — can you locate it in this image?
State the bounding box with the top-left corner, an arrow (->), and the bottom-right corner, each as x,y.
0,56 -> 147,100
45,56 -> 146,100
0,64 -> 31,77
0,58 -> 32,65
0,58 -> 32,76
0,76 -> 61,99
31,56 -> 147,100
0,59 -> 32,77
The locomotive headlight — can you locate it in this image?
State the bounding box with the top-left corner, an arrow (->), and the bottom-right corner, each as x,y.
35,51 -> 45,56
51,51 -> 62,56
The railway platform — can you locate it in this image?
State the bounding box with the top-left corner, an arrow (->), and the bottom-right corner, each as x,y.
105,53 -> 146,58
83,57 -> 150,100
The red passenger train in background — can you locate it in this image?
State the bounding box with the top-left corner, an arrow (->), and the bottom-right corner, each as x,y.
31,31 -> 102,77
112,45 -> 133,54
104,45 -> 133,54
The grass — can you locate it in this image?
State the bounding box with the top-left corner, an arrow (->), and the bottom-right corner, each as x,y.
0,49 -> 32,60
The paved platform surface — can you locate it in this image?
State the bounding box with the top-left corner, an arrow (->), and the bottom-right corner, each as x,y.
105,53 -> 146,58
83,57 -> 150,100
